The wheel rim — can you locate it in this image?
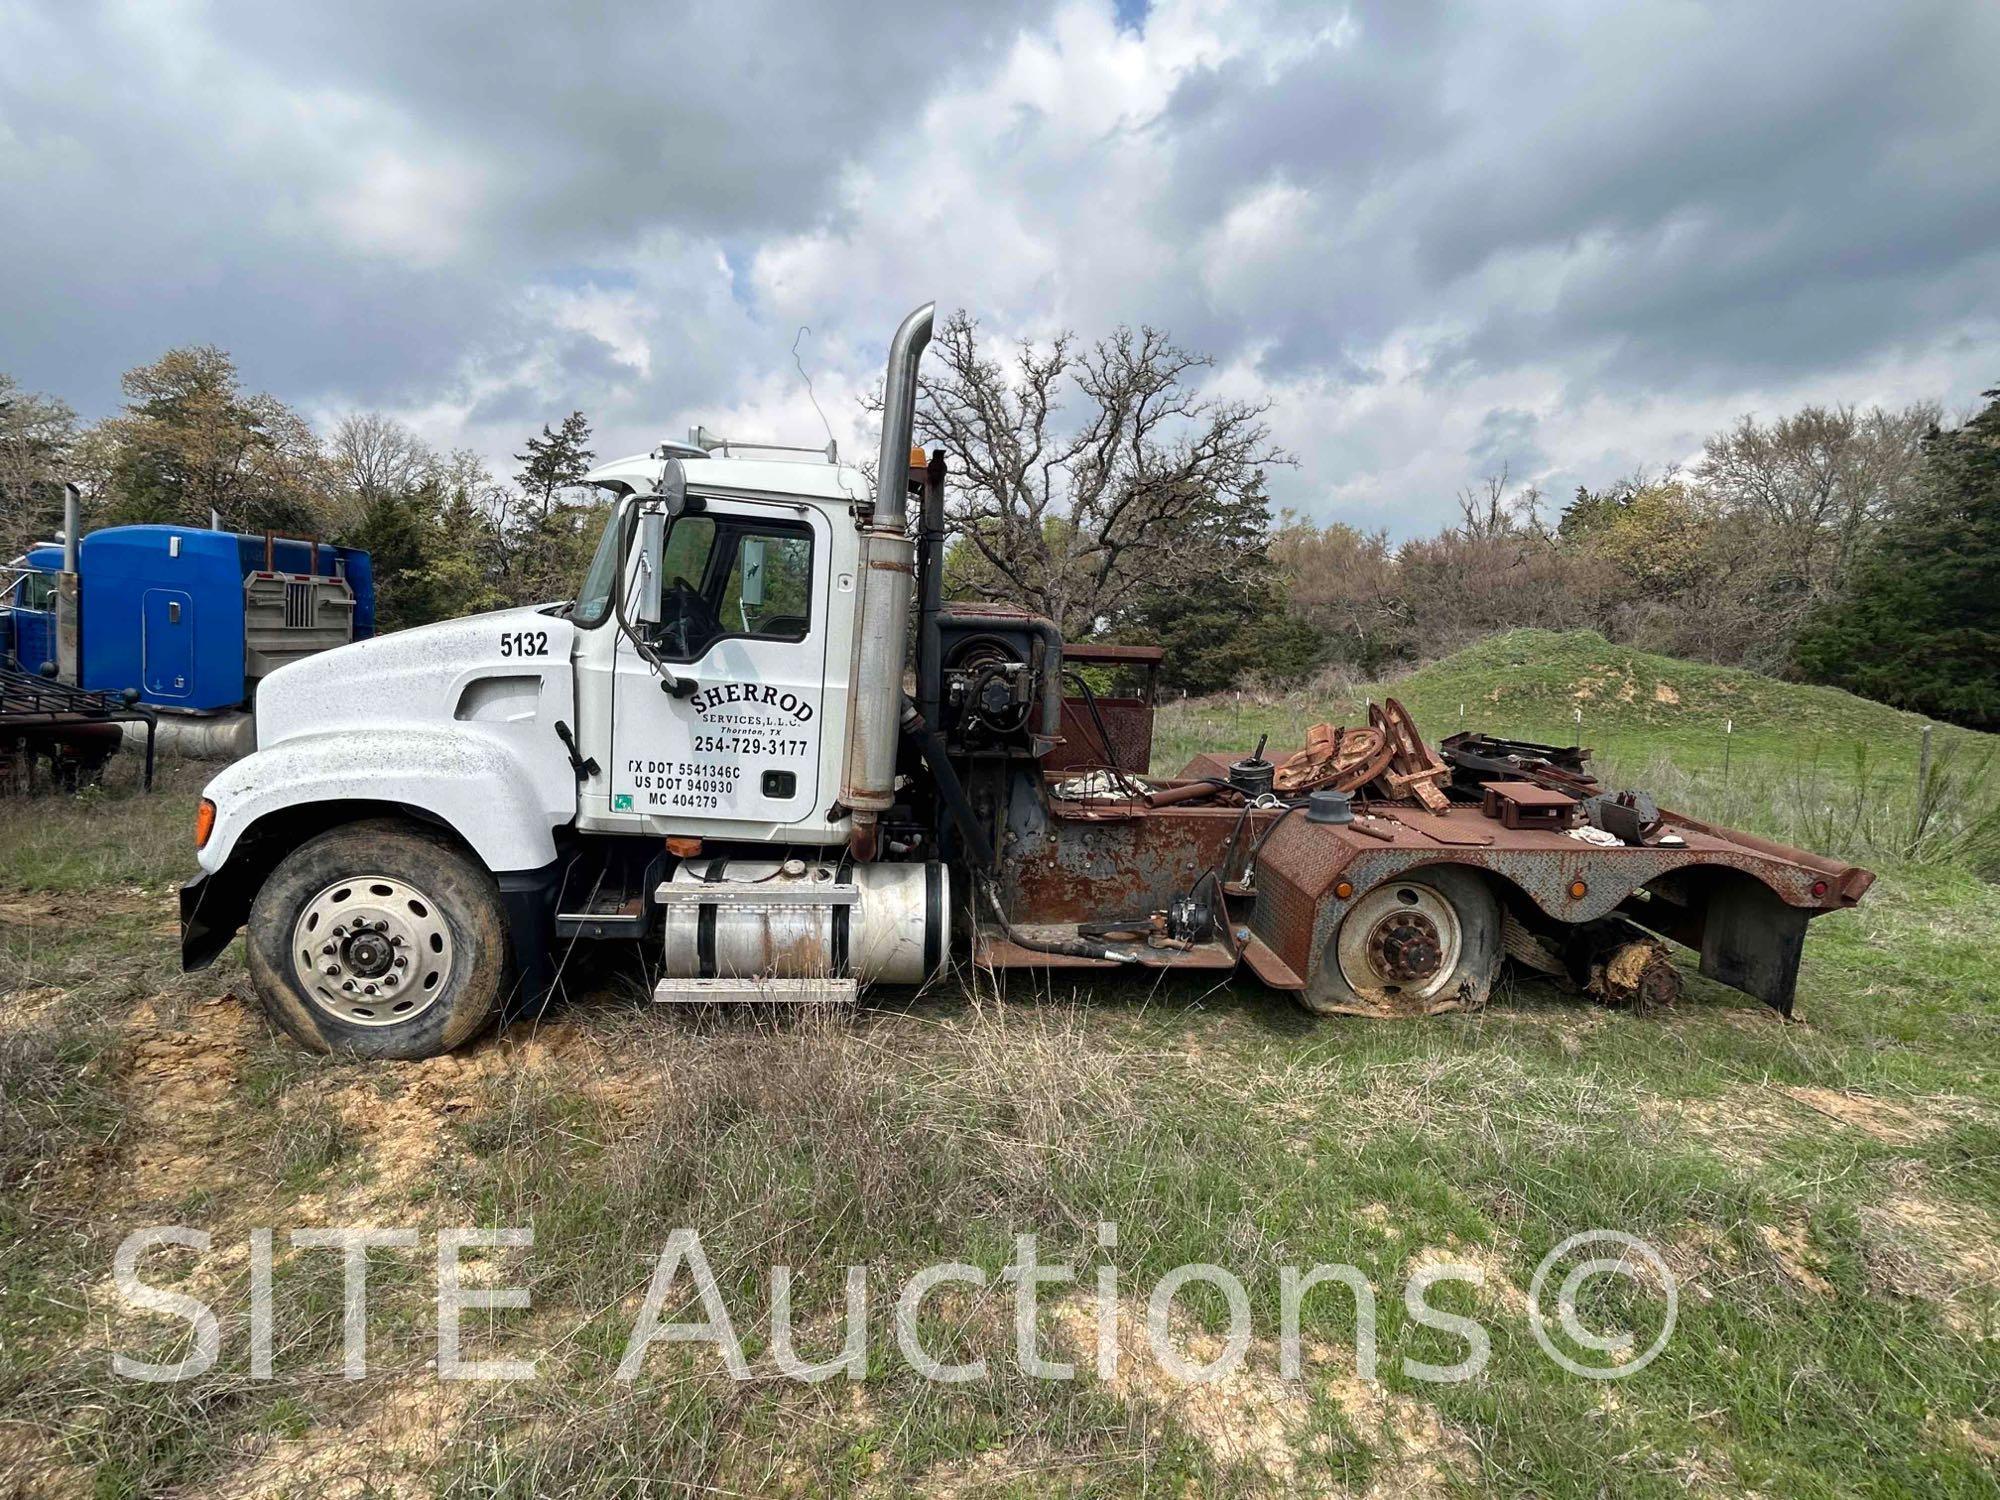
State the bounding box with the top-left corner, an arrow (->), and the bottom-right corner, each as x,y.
1336,881 -> 1464,1004
290,874 -> 454,1027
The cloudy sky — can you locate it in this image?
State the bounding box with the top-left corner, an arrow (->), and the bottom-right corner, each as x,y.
4,0 -> 1996,534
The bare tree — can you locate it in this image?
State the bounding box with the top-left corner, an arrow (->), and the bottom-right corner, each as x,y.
331,412 -> 436,511
1694,402 -> 1935,603
910,311 -> 1288,636
0,374 -> 78,556
1454,466 -> 1548,541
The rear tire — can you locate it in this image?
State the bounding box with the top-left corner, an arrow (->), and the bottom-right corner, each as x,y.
246,819 -> 509,1059
1300,866 -> 1500,1018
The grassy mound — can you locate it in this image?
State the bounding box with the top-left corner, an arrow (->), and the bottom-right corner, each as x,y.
1390,629 -> 1953,752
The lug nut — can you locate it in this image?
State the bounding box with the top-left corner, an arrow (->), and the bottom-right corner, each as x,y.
322,962 -> 341,976
342,980 -> 356,992
364,984 -> 378,995
393,955 -> 407,968
321,942 -> 337,955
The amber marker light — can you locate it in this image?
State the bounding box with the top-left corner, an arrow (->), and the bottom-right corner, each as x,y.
195,799 -> 216,850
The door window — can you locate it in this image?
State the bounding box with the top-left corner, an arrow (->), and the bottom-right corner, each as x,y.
651,515 -> 812,661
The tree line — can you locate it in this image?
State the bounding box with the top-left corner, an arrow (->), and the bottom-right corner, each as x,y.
913,312 -> 1995,729
5,325 -> 1994,728
0,348 -> 605,633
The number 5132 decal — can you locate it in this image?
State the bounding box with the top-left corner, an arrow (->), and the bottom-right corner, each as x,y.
499,629 -> 550,658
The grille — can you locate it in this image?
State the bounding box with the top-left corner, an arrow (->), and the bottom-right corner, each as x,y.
284,580 -> 313,629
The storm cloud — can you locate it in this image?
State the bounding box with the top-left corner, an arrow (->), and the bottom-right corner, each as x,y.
3,0 -> 1994,533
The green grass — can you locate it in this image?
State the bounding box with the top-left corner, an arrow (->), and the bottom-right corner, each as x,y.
0,637 -> 1996,1496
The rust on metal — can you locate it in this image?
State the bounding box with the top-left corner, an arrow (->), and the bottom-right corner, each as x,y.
1273,723 -> 1393,795
1002,685 -> 1870,1020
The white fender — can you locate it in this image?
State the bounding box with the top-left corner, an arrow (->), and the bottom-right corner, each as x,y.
197,606 -> 580,876
196,725 -> 573,875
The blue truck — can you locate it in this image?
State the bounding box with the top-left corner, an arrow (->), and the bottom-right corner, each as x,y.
3,521 -> 374,716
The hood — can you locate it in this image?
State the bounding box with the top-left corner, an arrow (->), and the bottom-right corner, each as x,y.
254,605 -> 574,749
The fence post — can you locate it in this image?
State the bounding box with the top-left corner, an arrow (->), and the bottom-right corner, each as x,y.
1917,722 -> 1933,795
1723,717 -> 1733,788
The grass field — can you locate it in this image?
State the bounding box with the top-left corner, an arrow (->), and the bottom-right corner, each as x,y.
2,631 -> 1997,1498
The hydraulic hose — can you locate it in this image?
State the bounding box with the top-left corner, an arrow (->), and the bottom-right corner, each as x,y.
982,885 -> 1140,965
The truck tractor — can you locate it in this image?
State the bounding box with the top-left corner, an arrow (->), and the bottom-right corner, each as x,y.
5,488 -> 373,762
180,304 -> 1871,1059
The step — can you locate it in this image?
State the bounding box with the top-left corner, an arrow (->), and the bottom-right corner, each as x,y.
650,976 -> 860,1005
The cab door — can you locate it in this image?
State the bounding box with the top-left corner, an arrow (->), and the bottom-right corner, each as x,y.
607,498 -> 830,831
142,588 -> 195,700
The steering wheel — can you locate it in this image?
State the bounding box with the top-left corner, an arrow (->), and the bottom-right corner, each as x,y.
657,576 -> 722,658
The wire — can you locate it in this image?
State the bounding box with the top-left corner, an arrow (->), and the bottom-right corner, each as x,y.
792,325 -> 837,456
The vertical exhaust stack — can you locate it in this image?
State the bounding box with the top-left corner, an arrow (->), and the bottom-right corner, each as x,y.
62,482 -> 81,574
841,302 -> 934,859
55,482 -> 82,683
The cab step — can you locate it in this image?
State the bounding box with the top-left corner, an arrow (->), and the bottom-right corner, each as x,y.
650,976 -> 859,1005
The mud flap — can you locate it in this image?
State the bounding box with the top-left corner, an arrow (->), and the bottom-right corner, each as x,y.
181,867 -> 255,971
498,862 -> 563,1023
1698,878 -> 1809,1017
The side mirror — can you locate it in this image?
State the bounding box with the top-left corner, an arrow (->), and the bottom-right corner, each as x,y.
636,508 -> 664,624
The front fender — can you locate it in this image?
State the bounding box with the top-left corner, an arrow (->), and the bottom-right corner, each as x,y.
197,725 -> 575,877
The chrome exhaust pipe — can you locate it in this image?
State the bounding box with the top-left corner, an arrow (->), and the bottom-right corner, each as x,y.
840,302 -> 934,858
62,482 -> 81,574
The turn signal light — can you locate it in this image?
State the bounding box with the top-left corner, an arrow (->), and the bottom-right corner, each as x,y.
1568,879 -> 1588,900
194,798 -> 216,850
1334,880 -> 1354,900
665,835 -> 703,858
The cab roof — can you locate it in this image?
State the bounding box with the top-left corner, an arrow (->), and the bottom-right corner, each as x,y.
583,451 -> 873,507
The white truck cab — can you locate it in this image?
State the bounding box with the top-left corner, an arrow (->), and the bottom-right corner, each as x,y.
182,307 -> 949,1058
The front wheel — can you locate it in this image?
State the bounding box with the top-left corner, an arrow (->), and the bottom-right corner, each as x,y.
1300,866 -> 1500,1018
246,819 -> 509,1058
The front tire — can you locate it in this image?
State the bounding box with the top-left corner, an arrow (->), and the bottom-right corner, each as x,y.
246,819 -> 509,1059
1300,866 -> 1500,1018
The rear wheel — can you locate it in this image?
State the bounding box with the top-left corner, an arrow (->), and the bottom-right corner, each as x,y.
1300,866 -> 1500,1018
246,820 -> 509,1058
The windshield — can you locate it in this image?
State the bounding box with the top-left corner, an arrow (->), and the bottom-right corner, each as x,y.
570,490 -> 628,626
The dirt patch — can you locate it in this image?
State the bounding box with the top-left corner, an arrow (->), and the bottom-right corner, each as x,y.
1952,1418 -> 2000,1461
1774,1086 -> 1934,1146
1755,1222 -> 1834,1298
1660,1223 -> 1743,1305
1860,1192 -> 2000,1338
0,885 -> 170,928
116,993 -> 263,1205
1653,682 -> 1681,706
210,1375 -> 466,1500
1405,1241 -> 1528,1317
1642,1088 -> 1799,1168
1354,1203 -> 1400,1240
1645,1084 -> 1950,1168
1051,1296 -> 1470,1496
